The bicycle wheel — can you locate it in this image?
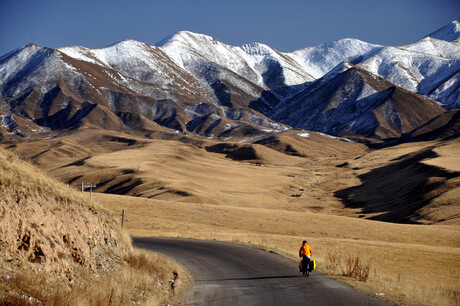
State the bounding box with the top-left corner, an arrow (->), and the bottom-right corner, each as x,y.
302,264 -> 309,277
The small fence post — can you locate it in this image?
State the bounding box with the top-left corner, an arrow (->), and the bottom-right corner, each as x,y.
121,209 -> 125,228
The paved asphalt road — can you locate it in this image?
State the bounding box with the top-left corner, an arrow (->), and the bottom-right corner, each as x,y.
133,237 -> 391,305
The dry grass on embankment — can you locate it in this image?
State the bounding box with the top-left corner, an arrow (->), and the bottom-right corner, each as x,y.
0,148 -> 190,305
1,249 -> 190,305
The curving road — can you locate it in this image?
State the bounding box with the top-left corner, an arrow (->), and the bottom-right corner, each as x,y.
133,237 -> 390,305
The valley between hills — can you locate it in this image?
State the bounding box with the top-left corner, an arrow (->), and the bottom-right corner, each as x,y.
3,126 -> 459,305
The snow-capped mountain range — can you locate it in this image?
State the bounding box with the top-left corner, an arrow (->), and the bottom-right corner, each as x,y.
1,21 -> 459,143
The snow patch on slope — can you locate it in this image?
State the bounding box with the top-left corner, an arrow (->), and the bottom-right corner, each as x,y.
297,132 -> 310,138
317,132 -> 353,143
58,46 -> 102,65
1,115 -> 18,131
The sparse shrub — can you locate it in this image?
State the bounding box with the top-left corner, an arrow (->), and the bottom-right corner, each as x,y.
341,254 -> 371,282
324,252 -> 371,282
325,252 -> 340,272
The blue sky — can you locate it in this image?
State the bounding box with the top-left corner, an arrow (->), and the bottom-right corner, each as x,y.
0,0 -> 459,56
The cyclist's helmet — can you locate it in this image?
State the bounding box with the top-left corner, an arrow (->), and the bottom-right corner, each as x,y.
303,240 -> 307,244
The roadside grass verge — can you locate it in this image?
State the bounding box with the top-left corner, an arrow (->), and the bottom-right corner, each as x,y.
256,242 -> 458,306
0,249 -> 191,305
320,250 -> 459,305
367,272 -> 460,306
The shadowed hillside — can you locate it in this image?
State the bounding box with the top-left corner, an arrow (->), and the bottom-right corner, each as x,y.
335,144 -> 460,224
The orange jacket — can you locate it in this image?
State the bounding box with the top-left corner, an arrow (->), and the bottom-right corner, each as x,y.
299,243 -> 312,256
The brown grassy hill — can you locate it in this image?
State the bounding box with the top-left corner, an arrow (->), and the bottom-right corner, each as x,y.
5,128 -> 367,209
5,126 -> 458,225
2,126 -> 459,305
0,147 -> 189,304
335,142 -> 460,223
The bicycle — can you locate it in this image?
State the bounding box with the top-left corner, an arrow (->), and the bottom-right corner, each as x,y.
300,257 -> 311,277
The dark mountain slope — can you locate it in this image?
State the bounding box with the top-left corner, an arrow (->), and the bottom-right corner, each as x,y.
259,64 -> 446,142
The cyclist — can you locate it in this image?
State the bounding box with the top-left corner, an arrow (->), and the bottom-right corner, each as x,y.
299,240 -> 312,272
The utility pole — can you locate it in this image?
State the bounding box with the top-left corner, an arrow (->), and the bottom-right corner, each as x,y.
121,209 -> 125,228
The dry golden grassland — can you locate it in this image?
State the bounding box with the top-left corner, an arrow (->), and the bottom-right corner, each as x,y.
95,192 -> 460,305
87,136 -> 458,306
1,249 -> 191,305
5,130 -> 460,305
0,147 -> 190,305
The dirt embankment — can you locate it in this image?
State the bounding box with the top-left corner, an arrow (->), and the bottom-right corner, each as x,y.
0,147 -> 189,304
0,145 -> 129,278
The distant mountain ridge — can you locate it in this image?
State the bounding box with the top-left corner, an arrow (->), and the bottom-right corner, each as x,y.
0,21 -> 459,143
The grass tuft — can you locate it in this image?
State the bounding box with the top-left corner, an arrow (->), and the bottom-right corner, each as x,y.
125,251 -> 162,275
325,253 -> 370,282
341,255 -> 371,282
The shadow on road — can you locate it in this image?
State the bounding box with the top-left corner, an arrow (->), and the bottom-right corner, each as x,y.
196,275 -> 302,282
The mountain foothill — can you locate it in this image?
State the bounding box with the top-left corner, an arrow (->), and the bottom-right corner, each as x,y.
0,21 -> 459,225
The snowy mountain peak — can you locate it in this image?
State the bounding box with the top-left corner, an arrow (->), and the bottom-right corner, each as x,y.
0,43 -> 58,82
109,39 -> 150,48
240,42 -> 275,56
155,31 -> 221,48
399,36 -> 460,59
95,39 -> 154,57
290,38 -> 383,79
426,20 -> 460,42
58,38 -> 159,69
89,39 -> 158,59
2,42 -> 42,59
25,42 -> 41,49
